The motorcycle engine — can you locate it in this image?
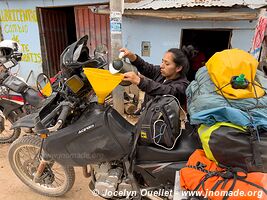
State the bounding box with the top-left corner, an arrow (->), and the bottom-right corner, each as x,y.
92,162 -> 133,198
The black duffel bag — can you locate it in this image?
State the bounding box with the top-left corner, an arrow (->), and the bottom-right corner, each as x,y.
199,122 -> 267,172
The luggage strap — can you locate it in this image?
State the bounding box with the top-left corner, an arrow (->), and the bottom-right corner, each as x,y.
247,124 -> 263,169
214,81 -> 264,169
186,162 -> 267,200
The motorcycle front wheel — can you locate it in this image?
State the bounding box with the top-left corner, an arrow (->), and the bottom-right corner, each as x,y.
0,110 -> 21,144
8,135 -> 75,197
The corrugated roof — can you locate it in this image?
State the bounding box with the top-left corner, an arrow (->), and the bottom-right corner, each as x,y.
124,0 -> 267,10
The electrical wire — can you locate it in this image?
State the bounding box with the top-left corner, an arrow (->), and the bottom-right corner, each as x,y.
151,94 -> 188,151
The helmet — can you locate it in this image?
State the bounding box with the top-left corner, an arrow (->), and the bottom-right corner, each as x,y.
0,40 -> 23,63
60,35 -> 91,78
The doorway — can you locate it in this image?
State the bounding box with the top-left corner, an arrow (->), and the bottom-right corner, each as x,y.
181,29 -> 232,81
37,6 -> 110,77
37,7 -> 77,77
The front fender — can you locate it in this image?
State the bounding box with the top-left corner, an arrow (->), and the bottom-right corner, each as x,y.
11,113 -> 38,129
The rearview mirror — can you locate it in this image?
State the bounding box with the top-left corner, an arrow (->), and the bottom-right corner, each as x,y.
94,44 -> 108,56
36,73 -> 52,97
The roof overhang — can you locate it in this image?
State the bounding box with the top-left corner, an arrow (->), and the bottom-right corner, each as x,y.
123,8 -> 259,21
124,0 -> 267,10
91,6 -> 260,21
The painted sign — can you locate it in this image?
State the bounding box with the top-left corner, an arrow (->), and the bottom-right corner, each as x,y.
0,6 -> 43,85
0,9 -> 42,64
110,11 -> 122,34
0,9 -> 37,22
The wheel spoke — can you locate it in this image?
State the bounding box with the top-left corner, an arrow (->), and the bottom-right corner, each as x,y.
55,176 -> 64,184
11,138 -> 73,195
0,118 -> 16,139
53,180 -> 61,187
53,170 -> 64,176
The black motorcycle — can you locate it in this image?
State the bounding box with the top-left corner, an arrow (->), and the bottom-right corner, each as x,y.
8,36 -> 201,199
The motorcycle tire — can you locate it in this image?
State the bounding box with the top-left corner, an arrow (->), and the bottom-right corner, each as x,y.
0,110 -> 21,144
8,135 -> 75,197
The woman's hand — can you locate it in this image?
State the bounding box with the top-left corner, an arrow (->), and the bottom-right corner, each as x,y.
123,72 -> 140,85
120,48 -> 137,62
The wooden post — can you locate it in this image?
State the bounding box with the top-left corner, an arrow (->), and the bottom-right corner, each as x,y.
110,0 -> 124,114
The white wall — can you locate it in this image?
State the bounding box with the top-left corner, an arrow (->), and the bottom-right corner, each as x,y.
122,16 -> 257,64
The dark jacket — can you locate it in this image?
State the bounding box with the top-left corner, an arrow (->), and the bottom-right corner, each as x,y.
131,55 -> 189,107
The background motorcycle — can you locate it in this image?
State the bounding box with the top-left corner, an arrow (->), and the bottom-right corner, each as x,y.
0,58 -> 42,143
8,35 -> 201,199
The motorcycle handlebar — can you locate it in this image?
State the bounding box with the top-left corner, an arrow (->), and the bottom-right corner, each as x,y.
57,103 -> 72,124
40,101 -> 73,132
41,103 -> 62,126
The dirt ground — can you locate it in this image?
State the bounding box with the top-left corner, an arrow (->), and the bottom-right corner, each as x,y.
0,116 -> 138,200
0,130 -> 103,200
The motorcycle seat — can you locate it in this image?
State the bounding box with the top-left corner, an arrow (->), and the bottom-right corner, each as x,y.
136,124 -> 202,163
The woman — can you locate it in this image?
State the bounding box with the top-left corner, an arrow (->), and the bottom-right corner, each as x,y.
121,46 -> 194,111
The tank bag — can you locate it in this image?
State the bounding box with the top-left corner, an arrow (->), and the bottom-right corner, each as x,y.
136,95 -> 186,150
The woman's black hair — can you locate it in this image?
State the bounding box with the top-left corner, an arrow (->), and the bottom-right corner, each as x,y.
167,45 -> 195,76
